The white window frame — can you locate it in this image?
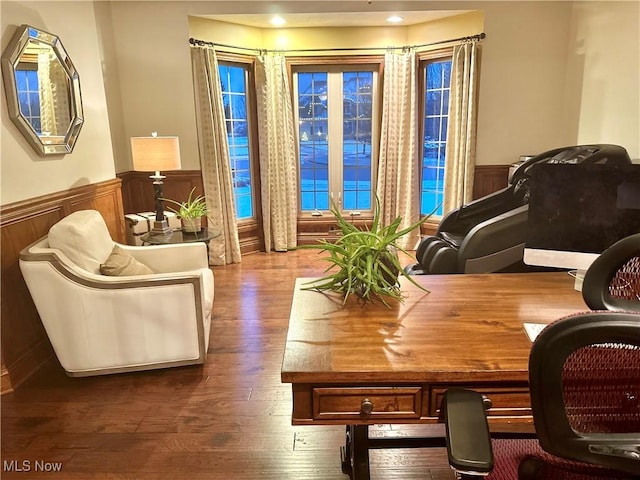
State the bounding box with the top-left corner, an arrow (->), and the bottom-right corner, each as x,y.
292,62 -> 380,218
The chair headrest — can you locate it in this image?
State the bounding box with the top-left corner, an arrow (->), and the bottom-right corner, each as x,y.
48,210 -> 114,274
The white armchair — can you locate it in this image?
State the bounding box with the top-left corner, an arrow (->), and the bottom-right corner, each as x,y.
19,210 -> 213,377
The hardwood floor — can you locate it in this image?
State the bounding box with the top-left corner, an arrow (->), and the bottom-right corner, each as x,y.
1,250 -> 455,479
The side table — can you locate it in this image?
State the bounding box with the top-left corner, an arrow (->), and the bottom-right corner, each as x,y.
140,228 -> 219,262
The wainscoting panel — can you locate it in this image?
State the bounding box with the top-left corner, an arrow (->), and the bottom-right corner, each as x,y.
472,164 -> 510,200
117,170 -> 203,216
0,179 -> 125,393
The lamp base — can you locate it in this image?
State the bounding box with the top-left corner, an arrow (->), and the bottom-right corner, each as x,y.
151,218 -> 172,235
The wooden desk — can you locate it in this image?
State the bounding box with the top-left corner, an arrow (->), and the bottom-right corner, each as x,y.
281,272 -> 587,479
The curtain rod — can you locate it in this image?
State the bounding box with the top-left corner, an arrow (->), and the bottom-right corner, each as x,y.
188,32 -> 485,54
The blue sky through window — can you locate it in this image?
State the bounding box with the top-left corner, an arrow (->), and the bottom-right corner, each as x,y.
219,64 -> 253,220
297,69 -> 374,212
15,69 -> 41,133
422,59 -> 452,217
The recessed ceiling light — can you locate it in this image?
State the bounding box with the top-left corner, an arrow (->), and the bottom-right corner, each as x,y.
386,15 -> 404,24
270,16 -> 287,27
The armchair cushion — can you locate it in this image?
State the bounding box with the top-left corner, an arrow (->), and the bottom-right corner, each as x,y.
48,210 -> 115,274
100,245 -> 154,276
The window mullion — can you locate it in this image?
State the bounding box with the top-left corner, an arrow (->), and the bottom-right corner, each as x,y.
328,71 -> 343,211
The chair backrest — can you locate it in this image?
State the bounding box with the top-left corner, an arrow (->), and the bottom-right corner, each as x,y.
582,233 -> 640,312
47,210 -> 115,274
529,312 -> 640,476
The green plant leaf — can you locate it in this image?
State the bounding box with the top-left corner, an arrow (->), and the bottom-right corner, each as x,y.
160,187 -> 208,219
298,194 -> 434,306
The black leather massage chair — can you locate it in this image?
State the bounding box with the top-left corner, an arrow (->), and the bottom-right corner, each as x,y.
405,144 -> 632,275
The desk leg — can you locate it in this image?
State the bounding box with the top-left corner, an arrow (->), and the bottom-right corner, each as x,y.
340,425 -> 370,480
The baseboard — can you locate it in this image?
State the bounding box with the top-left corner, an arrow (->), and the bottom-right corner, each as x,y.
240,236 -> 263,255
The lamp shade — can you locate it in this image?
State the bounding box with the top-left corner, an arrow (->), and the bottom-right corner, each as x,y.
131,136 -> 181,172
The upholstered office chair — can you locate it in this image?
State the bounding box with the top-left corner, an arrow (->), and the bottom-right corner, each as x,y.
19,210 -> 214,376
582,233 -> 640,312
442,311 -> 640,479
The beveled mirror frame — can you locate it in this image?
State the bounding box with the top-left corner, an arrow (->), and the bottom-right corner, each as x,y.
1,24 -> 83,155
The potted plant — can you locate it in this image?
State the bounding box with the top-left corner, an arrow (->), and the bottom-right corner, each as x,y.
299,196 -> 429,306
162,187 -> 208,233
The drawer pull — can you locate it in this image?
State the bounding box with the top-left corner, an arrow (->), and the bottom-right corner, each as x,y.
360,398 -> 374,416
482,395 -> 493,410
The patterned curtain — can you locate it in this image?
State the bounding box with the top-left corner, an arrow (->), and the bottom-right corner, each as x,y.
376,50 -> 421,250
443,40 -> 480,215
39,50 -> 71,136
254,53 -> 298,252
38,51 -> 54,135
190,46 -> 242,265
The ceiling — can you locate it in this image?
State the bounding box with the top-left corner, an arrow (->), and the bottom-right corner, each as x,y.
199,10 -> 469,29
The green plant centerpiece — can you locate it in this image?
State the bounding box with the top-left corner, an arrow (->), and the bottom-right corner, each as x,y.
299,197 -> 428,306
162,187 -> 208,233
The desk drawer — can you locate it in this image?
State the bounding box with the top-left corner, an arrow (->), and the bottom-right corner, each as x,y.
313,387 -> 422,421
429,385 -> 531,417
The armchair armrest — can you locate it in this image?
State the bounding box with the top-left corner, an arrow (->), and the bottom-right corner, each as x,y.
442,388 -> 494,475
458,205 -> 528,273
116,242 -> 209,272
438,187 -> 512,234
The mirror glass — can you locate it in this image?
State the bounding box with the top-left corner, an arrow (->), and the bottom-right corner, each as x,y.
1,25 -> 83,155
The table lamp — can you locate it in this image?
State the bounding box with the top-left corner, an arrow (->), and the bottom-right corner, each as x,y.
131,132 -> 181,234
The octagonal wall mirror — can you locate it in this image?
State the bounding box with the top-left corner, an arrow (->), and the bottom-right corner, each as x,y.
1,24 -> 83,155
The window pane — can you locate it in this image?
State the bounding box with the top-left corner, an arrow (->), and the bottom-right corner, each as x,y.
18,92 -> 29,113
298,72 -> 330,211
301,192 -> 315,210
343,191 -> 356,210
231,95 -> 247,120
424,117 -> 440,142
219,65 -> 229,90
343,71 -> 372,211
421,59 -> 451,216
315,192 -> 329,210
15,70 -> 27,90
31,96 -> 40,116
425,90 -> 442,116
229,67 -> 244,93
219,63 -> 253,220
15,69 -> 41,133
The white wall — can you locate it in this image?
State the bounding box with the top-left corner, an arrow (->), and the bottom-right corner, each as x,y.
569,2 -> 640,159
0,1 -> 115,205
104,1 -> 198,173
474,2 -> 575,164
